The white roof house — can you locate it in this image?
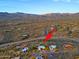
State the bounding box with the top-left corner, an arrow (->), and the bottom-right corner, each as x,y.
49,45 -> 56,50
38,46 -> 45,50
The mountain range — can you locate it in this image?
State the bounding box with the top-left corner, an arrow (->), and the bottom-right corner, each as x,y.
0,12 -> 79,22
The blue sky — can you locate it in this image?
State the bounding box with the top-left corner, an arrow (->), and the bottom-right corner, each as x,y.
0,0 -> 79,14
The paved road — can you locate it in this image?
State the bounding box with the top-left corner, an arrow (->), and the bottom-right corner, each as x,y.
0,37 -> 45,47
0,36 -> 79,47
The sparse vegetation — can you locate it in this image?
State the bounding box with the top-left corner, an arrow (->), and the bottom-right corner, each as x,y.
0,12 -> 79,59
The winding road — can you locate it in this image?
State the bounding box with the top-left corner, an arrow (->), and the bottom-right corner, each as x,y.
0,37 -> 79,48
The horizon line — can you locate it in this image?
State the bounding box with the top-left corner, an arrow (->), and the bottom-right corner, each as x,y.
0,12 -> 79,15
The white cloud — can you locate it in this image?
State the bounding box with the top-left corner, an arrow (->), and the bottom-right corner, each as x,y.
52,0 -> 71,2
67,0 -> 71,2
53,0 -> 59,2
19,0 -> 29,2
62,0 -> 71,2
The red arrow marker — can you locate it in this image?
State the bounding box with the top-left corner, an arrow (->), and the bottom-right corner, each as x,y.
43,27 -> 56,44
43,33 -> 53,43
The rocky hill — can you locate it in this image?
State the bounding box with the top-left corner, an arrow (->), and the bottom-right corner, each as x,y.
0,12 -> 79,44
